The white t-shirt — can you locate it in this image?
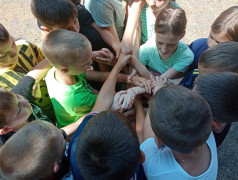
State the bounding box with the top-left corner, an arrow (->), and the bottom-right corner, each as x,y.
140,133 -> 218,180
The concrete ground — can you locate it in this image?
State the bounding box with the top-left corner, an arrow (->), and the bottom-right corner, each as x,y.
0,0 -> 238,179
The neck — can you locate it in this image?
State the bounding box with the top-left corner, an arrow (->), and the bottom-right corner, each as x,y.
172,146 -> 203,163
55,69 -> 77,85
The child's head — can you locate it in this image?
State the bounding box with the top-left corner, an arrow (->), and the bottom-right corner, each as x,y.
0,88 -> 33,135
154,7 -> 186,60
42,29 -> 92,75
195,72 -> 238,132
75,111 -> 140,180
0,23 -> 18,68
198,41 -> 238,75
145,0 -> 171,14
0,120 -> 66,180
149,85 -> 212,153
207,6 -> 238,48
30,0 -> 79,32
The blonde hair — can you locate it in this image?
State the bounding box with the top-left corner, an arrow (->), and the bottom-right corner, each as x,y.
42,29 -> 91,67
0,121 -> 62,180
211,6 -> 238,41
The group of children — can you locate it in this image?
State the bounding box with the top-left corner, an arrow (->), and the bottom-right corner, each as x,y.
0,0 -> 238,179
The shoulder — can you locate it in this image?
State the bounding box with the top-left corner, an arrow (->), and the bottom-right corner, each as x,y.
177,42 -> 194,58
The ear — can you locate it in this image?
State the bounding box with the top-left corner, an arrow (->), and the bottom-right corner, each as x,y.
154,136 -> 164,149
0,127 -> 13,135
139,150 -> 145,163
40,26 -> 51,32
60,66 -> 69,73
53,162 -> 59,173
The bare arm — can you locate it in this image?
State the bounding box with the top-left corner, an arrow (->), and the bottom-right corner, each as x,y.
142,112 -> 155,142
130,55 -> 151,79
161,67 -> 180,79
121,0 -> 145,55
134,96 -> 146,143
26,59 -> 51,80
91,22 -> 121,54
92,55 -> 132,112
60,114 -> 87,136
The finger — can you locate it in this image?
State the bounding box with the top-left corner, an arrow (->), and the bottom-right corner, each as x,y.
118,95 -> 125,105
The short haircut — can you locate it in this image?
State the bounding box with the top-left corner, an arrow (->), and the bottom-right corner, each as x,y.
199,41 -> 238,73
195,72 -> 238,123
211,6 -> 238,42
0,121 -> 62,180
0,88 -> 15,128
75,111 -> 140,180
42,29 -> 91,67
30,0 -> 78,29
154,7 -> 187,37
0,23 -> 10,44
149,85 -> 212,154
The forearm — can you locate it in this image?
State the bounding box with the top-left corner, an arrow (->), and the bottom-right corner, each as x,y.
122,0 -> 145,43
142,112 -> 155,142
128,86 -> 146,97
92,63 -> 123,112
86,70 -> 129,83
161,67 -> 180,79
91,23 -> 120,53
26,59 -> 52,80
134,97 -> 146,143
131,56 -> 151,79
60,114 -> 87,136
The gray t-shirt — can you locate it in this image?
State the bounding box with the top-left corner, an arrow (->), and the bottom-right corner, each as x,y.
85,0 -> 125,39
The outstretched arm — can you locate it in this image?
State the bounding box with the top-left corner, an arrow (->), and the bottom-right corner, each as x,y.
121,0 -> 145,55
92,55 -> 132,112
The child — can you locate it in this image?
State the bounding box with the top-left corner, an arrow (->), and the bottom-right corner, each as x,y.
69,53 -> 145,180
0,121 -> 69,180
186,6 -> 238,73
42,30 -> 148,128
141,84 -> 217,179
0,23 -> 53,119
42,30 -> 97,128
131,7 -> 194,79
30,0 -> 120,58
140,0 -> 179,45
0,59 -> 53,146
194,72 -> 238,147
180,41 -> 238,89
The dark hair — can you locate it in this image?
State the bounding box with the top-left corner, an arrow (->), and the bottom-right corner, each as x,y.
75,111 -> 140,180
0,88 -> 15,128
30,0 -> 78,28
0,23 -> 10,44
155,7 -> 187,37
199,41 -> 238,73
211,6 -> 238,42
0,121 -> 63,180
195,72 -> 238,123
149,85 -> 212,153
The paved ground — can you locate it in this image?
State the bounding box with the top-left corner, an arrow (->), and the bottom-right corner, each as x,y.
0,0 -> 238,179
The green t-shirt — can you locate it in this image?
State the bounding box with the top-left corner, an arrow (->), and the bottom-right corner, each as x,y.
45,68 -> 97,128
138,38 -> 194,75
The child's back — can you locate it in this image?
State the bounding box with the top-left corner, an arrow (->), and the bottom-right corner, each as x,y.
141,85 -> 217,179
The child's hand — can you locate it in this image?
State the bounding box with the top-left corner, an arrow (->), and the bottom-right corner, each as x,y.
118,93 -> 134,111
94,48 -> 117,66
116,54 -> 132,69
152,75 -> 168,95
111,91 -> 127,111
128,67 -> 137,80
121,40 -> 133,56
128,76 -> 152,94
